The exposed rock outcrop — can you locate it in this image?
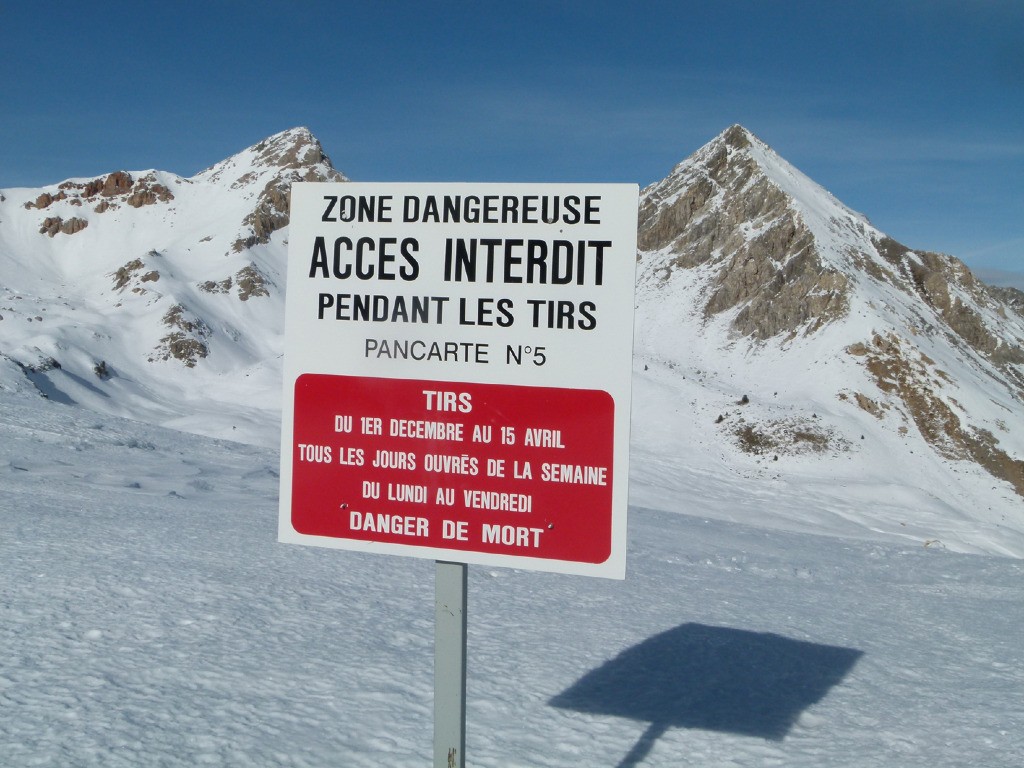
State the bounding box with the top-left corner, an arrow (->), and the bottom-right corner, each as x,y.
39,216 -> 89,237
111,257 -> 161,293
851,333 -> 1024,496
126,175 -> 175,208
32,172 -> 175,233
235,264 -> 271,301
151,304 -> 210,368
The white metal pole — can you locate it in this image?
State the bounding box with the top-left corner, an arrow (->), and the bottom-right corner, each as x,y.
434,560 -> 468,768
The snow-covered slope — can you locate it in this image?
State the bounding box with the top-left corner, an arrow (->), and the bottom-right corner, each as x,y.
2,383 -> 1022,767
0,127 -> 345,444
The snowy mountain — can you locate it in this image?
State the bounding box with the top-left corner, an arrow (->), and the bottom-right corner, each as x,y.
1,124 -> 1022,554
0,127 -> 344,444
632,125 -> 1024,554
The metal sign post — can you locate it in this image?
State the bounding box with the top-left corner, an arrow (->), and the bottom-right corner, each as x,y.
434,561 -> 468,768
278,182 -> 638,765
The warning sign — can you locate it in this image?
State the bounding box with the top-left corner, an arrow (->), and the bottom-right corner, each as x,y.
279,183 -> 638,578
292,374 -> 614,562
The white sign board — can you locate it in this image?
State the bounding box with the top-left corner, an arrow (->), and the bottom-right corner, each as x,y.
279,183 -> 638,578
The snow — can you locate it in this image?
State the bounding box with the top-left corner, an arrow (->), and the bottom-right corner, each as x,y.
2,386 -> 1023,767
2,124 -> 1023,764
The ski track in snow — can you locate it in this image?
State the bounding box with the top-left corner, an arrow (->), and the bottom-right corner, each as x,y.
2,392 -> 1022,767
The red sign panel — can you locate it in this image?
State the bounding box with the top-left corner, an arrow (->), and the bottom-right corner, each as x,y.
291,373 -> 614,564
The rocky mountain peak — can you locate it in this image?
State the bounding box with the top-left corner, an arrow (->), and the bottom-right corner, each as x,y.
720,123 -> 753,148
247,126 -> 342,177
636,125 -> 1024,499
638,125 -> 852,341
194,126 -> 347,188
190,127 -> 348,253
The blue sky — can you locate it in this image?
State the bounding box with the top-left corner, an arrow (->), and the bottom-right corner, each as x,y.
2,1 -> 1022,284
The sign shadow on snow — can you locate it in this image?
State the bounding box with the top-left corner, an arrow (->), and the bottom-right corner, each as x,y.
549,622 -> 863,767
23,366 -> 111,406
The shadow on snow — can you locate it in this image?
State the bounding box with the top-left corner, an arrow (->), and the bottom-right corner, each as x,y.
549,622 -> 863,767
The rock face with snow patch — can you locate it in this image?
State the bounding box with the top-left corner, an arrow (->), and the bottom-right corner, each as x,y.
636,125 -> 1024,498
